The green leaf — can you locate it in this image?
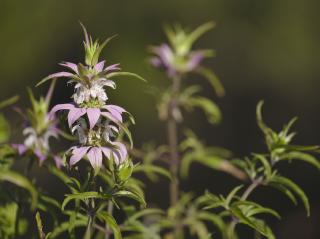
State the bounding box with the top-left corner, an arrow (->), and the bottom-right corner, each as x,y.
62,192 -> 111,211
225,185 -> 243,207
233,201 -> 281,219
196,67 -> 225,97
253,154 -> 272,178
127,208 -> 164,222
0,95 -> 19,109
134,164 -> 172,181
186,21 -> 216,49
197,211 -> 227,238
91,35 -> 117,65
186,96 -> 221,124
279,151 -> 320,169
0,114 -> 10,144
268,183 -> 297,205
107,72 -> 147,82
97,211 -> 122,239
113,190 -> 146,208
0,170 -> 38,210
36,212 -> 46,239
49,219 -> 87,238
269,176 -> 310,216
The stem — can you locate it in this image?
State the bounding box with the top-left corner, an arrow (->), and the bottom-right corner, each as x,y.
166,75 -> 183,238
168,75 -> 181,207
241,176 -> 263,201
104,202 -> 114,239
84,216 -> 93,239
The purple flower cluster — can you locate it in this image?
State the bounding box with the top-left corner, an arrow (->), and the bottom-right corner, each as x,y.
42,25 -> 133,171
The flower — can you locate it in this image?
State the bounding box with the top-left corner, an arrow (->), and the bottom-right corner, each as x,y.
49,103 -> 130,129
12,82 -> 63,168
36,24 -> 143,171
150,22 -> 215,77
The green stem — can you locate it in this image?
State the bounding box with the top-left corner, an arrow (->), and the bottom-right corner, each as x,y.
167,75 -> 183,238
104,202 -> 114,239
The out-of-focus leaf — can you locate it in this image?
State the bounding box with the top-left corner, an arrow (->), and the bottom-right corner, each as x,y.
196,67 -> 225,97
0,95 -> 19,109
36,212 -> 46,239
0,170 -> 38,210
134,164 -> 172,181
0,114 -> 10,144
97,211 -> 122,239
185,96 -> 221,124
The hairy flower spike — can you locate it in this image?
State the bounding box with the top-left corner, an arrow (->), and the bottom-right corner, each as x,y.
40,24 -> 140,171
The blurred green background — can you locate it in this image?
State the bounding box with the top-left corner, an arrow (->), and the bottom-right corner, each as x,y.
1,0 -> 320,238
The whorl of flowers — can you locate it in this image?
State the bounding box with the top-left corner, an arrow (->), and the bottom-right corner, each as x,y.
12,82 -> 63,168
38,24 -> 141,171
150,22 -> 216,77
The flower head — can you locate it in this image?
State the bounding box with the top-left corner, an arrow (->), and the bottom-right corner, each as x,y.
38,24 -> 142,171
150,22 -> 215,77
12,81 -> 63,168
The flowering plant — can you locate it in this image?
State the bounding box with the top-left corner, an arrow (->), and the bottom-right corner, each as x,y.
0,21 -> 318,239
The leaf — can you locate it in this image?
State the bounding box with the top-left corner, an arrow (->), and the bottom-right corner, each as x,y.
186,96 -> 222,124
187,21 -> 216,48
91,35 -> 117,65
36,212 -> 46,239
0,170 -> 38,210
269,176 -> 310,216
233,201 -> 281,219
49,219 -> 87,238
62,192 -> 111,211
113,190 -> 146,208
97,211 -> 122,239
0,114 -> 10,144
127,208 -> 164,222
225,185 -> 243,207
197,211 -> 227,238
134,164 -> 172,181
268,183 -> 297,205
279,151 -> 320,169
107,72 -> 147,82
0,95 -> 19,109
253,154 -> 272,178
196,67 -> 225,97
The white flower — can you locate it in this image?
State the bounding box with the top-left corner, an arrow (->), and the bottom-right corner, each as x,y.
72,79 -> 116,105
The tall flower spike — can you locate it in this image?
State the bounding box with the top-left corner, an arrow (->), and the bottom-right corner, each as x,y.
39,24 -> 143,171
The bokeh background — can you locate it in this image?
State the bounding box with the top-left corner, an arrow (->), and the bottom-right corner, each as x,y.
1,0 -> 320,238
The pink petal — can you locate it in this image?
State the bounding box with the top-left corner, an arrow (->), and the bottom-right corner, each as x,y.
59,62 -> 79,74
70,146 -> 90,166
47,71 -> 74,79
12,144 -> 27,155
105,105 -> 126,113
87,147 -> 103,169
68,108 -> 87,128
86,108 -> 101,129
94,61 -> 105,72
101,147 -> 111,159
104,63 -> 121,72
50,103 -> 74,118
53,156 -> 64,169
112,142 -> 127,164
101,112 -> 120,123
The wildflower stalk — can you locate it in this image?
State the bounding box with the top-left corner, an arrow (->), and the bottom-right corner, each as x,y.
105,202 -> 114,239
168,75 -> 181,207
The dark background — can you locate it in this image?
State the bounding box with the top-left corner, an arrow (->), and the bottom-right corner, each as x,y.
1,0 -> 320,238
